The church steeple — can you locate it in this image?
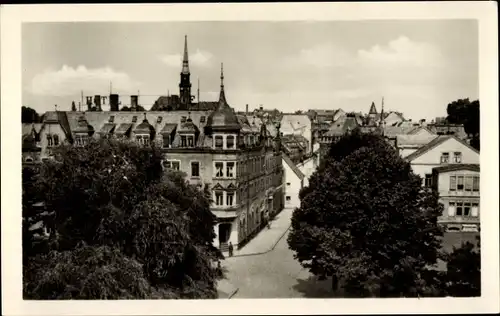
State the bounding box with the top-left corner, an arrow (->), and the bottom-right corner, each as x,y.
218,63 -> 227,108
179,35 -> 192,107
182,35 -> 190,74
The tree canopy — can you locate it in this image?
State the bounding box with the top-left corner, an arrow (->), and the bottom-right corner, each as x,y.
22,106 -> 41,123
288,130 -> 445,297
446,98 -> 480,150
23,139 -> 222,299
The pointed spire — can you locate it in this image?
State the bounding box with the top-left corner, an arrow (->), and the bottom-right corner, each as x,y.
218,63 -> 227,108
369,101 -> 377,115
182,35 -> 190,74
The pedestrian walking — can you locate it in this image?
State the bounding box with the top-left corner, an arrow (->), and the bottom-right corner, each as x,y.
228,242 -> 233,257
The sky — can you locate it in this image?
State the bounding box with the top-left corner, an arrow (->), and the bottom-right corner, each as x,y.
22,20 -> 478,121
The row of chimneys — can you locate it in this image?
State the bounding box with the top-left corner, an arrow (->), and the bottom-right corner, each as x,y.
85,94 -> 139,111
245,104 -> 264,114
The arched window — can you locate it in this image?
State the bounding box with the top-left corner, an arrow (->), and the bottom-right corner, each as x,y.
25,157 -> 34,163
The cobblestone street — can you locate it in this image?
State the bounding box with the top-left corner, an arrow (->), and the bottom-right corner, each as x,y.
218,207 -> 332,298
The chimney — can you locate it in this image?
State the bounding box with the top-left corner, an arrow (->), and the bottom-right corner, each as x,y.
94,95 -> 102,111
110,94 -> 119,111
246,104 -> 249,115
131,95 -> 138,111
86,96 -> 93,111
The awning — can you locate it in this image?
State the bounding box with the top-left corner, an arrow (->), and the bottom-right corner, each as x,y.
99,123 -> 116,136
160,123 -> 177,135
115,123 -> 133,135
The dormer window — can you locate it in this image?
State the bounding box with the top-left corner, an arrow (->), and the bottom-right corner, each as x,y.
187,135 -> 195,147
226,135 -> 235,149
157,117 -> 163,124
132,116 -> 138,123
200,116 -> 206,123
136,135 -> 150,146
162,135 -> 171,148
109,116 -> 115,123
214,135 -> 223,149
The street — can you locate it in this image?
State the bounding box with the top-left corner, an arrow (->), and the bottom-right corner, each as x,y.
220,208 -> 332,298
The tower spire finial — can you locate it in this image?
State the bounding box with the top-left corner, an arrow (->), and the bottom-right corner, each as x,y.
218,62 -> 227,108
182,35 -> 189,74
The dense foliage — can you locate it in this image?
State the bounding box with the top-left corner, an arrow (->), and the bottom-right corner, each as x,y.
288,129 -> 445,297
443,236 -> 481,297
446,98 -> 480,150
22,106 -> 41,123
23,139 -> 222,299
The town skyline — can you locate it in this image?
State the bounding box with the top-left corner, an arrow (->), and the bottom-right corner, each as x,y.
22,20 -> 478,120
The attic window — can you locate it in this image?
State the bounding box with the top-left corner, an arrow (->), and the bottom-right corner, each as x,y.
132,116 -> 138,123
181,116 -> 187,123
157,117 -> 163,123
200,116 -> 206,123
109,116 -> 115,123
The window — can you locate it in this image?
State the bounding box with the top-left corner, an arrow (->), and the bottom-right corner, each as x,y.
157,117 -> 162,123
286,196 -> 291,201
457,176 -> 464,191
181,136 -> 187,147
136,135 -> 150,145
450,176 -> 456,191
171,161 -> 180,171
181,116 -> 187,123
226,162 -> 235,178
456,202 -> 463,216
46,135 -> 53,147
53,134 -> 60,146
463,202 -> 471,216
132,116 -> 138,123
226,192 -> 234,206
287,182 -> 291,186
163,135 -> 171,148
440,152 -> 449,163
25,157 -> 34,163
187,135 -> 194,147
448,202 -> 456,216
109,116 -> 115,123
163,160 -> 180,171
453,152 -> 462,163
424,174 -> 432,187
471,203 -> 479,217
465,176 -> 473,192
200,116 -> 206,123
215,135 -> 223,149
74,135 -> 88,147
215,192 -> 224,206
191,162 -> 200,177
226,135 -> 235,149
473,176 -> 479,192
215,162 -> 224,178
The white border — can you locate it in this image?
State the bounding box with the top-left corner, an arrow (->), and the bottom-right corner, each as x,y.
1,2 -> 498,315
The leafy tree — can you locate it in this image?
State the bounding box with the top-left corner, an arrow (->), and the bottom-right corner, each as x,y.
71,101 -> 77,112
288,130 -> 444,297
22,106 -> 40,123
443,236 -> 480,297
23,139 -> 222,299
446,98 -> 480,150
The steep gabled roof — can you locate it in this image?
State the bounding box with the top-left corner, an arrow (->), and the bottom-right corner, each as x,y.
283,154 -> 305,181
405,135 -> 479,161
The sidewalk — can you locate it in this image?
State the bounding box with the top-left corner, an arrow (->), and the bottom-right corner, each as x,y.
223,207 -> 294,258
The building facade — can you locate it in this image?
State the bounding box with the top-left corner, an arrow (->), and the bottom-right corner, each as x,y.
432,164 -> 480,232
22,39 -> 285,251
